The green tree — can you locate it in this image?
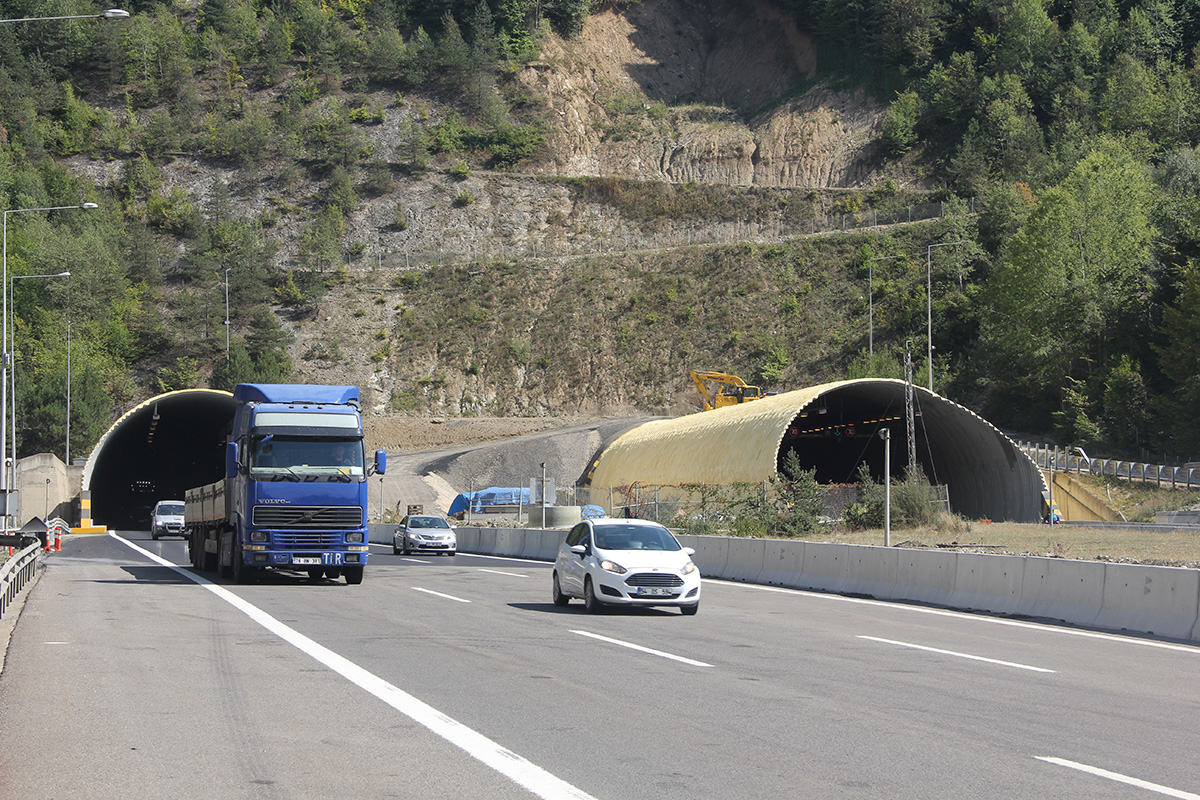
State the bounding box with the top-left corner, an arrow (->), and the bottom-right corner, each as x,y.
775,450 -> 825,536
882,90 -> 920,157
977,141 -> 1158,428
1100,355 -> 1148,455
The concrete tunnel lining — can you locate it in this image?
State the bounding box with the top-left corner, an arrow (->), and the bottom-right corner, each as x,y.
587,379 -> 1047,523
83,389 -> 236,528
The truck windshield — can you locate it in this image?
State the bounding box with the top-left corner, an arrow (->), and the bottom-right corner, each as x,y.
249,436 -> 365,480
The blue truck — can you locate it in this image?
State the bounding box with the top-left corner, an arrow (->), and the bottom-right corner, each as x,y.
185,383 -> 385,584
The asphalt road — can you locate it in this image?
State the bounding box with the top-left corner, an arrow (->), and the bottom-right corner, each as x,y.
2,531 -> 1199,799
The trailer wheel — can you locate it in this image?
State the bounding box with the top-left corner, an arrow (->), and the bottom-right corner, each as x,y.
343,566 -> 364,585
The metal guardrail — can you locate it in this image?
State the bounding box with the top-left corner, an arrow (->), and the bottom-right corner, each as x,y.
1,538 -> 41,621
1019,443 -> 1200,490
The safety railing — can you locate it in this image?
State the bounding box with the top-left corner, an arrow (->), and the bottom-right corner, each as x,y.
1,537 -> 41,621
1019,443 -> 1200,490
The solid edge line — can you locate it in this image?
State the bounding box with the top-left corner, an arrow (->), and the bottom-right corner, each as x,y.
1037,756 -> 1200,799
108,533 -> 595,800
858,635 -> 1056,673
571,629 -> 712,668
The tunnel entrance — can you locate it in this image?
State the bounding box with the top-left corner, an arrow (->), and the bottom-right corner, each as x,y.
83,390 -> 236,529
589,379 -> 1047,523
776,385 -> 914,485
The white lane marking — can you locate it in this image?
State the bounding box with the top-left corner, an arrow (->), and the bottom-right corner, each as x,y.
710,580 -> 1200,655
109,533 -> 595,800
858,635 -> 1056,673
571,630 -> 712,668
413,587 -> 471,603
1037,757 -> 1200,799
478,568 -> 528,578
458,553 -> 547,565
400,557 -> 432,564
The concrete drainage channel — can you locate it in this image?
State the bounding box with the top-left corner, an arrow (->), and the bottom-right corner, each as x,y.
369,525 -> 1200,642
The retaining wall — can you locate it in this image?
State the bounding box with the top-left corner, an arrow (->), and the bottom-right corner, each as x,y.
450,526 -> 1200,642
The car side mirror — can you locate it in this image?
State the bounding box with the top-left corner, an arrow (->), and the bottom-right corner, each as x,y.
569,544 -> 586,556
684,547 -> 696,556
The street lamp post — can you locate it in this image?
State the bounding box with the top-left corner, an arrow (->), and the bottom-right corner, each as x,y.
2,203 -> 93,529
66,318 -> 71,466
224,267 -> 231,360
9,271 -> 71,511
1,8 -> 130,23
925,240 -> 965,391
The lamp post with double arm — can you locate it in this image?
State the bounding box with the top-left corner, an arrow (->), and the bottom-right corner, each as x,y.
2,204 -> 93,528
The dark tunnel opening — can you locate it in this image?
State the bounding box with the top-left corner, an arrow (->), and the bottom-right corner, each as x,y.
775,388 -> 928,484
88,391 -> 236,529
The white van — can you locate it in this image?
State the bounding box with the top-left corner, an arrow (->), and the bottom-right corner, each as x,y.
151,500 -> 185,539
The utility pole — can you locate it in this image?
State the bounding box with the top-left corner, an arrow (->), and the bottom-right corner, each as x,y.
905,340 -> 917,473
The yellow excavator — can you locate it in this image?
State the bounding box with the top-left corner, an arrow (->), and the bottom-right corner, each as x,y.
691,370 -> 763,411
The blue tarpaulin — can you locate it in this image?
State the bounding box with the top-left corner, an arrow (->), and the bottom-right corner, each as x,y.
448,487 -> 531,516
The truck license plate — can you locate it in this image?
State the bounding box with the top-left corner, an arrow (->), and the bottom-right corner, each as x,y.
293,556 -> 320,565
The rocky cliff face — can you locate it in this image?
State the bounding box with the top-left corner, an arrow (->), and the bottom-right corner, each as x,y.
520,0 -> 886,188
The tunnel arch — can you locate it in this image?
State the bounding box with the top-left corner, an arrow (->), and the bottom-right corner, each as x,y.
82,389 -> 236,528
588,379 -> 1047,522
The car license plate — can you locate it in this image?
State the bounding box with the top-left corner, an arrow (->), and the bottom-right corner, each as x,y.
293,556 -> 320,565
637,587 -> 670,596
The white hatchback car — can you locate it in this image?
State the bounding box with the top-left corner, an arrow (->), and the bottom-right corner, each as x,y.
393,515 -> 457,555
552,518 -> 700,615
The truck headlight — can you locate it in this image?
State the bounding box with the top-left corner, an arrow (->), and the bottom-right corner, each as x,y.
346,532 -> 363,543
250,531 -> 268,543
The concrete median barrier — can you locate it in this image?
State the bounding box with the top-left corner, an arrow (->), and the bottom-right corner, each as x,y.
800,543 -> 849,593
723,537 -> 767,583
367,523 -> 396,545
891,550 -> 957,606
455,526 -> 481,552
758,540 -> 803,586
1015,557 -> 1104,628
494,528 -> 526,558
523,528 -> 565,561
842,545 -> 899,598
950,552 -> 1024,614
1094,562 -> 1200,640
457,526 -> 1200,641
685,535 -> 730,577
473,527 -> 498,555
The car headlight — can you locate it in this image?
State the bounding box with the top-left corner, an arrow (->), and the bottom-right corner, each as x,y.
249,531 -> 268,542
682,561 -> 697,575
599,559 -> 627,574
346,532 -> 363,543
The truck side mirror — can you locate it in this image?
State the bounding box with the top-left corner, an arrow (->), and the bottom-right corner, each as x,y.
226,441 -> 240,478
373,450 -> 386,476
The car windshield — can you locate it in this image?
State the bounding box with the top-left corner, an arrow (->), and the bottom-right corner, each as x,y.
157,503 -> 184,516
593,524 -> 681,551
249,435 -> 364,480
408,517 -> 450,529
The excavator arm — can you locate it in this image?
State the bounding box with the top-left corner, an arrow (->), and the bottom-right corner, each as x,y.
691,370 -> 762,411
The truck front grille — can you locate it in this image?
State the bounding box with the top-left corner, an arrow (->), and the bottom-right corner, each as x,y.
252,505 -> 363,528
276,532 -> 342,547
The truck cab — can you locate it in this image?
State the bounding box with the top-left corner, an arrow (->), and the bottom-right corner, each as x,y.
187,384 -> 385,585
